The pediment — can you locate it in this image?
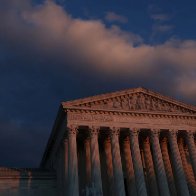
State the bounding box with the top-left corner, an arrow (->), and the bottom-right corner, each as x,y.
62,88 -> 196,114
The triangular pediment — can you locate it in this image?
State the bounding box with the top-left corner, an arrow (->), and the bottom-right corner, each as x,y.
62,88 -> 196,114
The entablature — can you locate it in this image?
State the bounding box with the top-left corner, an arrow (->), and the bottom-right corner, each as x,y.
66,108 -> 196,131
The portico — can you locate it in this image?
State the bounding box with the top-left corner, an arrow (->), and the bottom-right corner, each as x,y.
41,87 -> 196,196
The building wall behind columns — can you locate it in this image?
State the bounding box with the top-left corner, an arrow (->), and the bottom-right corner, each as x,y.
0,168 -> 57,196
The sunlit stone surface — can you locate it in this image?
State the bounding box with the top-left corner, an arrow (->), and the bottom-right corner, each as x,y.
1,87 -> 196,196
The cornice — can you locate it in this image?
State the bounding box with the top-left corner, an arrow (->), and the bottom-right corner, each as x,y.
65,107 -> 196,119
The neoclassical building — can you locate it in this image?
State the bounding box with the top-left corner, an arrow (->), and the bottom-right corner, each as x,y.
0,87 -> 196,196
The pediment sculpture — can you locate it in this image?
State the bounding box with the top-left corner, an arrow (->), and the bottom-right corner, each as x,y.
63,88 -> 196,114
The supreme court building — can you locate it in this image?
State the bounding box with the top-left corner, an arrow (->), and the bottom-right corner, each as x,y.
0,87 -> 196,196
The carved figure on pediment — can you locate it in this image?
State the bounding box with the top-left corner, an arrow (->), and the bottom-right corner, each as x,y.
166,104 -> 172,111
145,97 -> 152,110
129,94 -> 138,110
159,102 -> 165,111
137,94 -> 146,110
156,101 -> 163,111
121,96 -> 130,110
106,99 -> 114,109
99,100 -> 107,109
113,97 -> 122,109
170,105 -> 178,112
163,102 -> 171,111
151,98 -> 159,110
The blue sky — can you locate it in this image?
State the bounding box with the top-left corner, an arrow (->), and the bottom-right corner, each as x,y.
0,0 -> 195,167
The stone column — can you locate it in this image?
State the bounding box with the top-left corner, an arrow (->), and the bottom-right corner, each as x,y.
84,138 -> 91,186
130,128 -> 148,196
89,126 -> 103,196
151,129 -> 170,196
160,137 -> 177,196
168,129 -> 190,196
68,126 -> 79,196
123,136 -> 137,196
63,136 -> 69,195
178,137 -> 196,196
110,127 -> 125,196
186,131 -> 196,178
104,137 -> 114,196
143,136 -> 159,196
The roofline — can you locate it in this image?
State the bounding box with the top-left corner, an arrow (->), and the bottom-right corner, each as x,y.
62,87 -> 196,112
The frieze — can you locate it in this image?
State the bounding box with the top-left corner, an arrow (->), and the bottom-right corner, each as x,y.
170,119 -> 196,127
68,113 -> 113,122
68,112 -> 196,128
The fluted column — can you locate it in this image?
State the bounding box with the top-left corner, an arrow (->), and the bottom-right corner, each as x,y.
151,129 -> 170,196
84,138 -> 91,186
123,136 -> 137,196
110,127 -> 125,196
68,126 -> 79,196
143,136 -> 159,196
104,137 -> 114,196
160,137 -> 177,196
186,131 -> 196,178
178,137 -> 196,196
185,144 -> 196,186
168,129 -> 190,196
130,128 -> 148,196
89,126 -> 103,196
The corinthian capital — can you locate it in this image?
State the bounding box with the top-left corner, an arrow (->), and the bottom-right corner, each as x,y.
169,129 -> 178,136
110,127 -> 120,137
151,129 -> 160,138
186,130 -> 194,139
130,128 -> 139,137
89,126 -> 100,137
67,125 -> 78,135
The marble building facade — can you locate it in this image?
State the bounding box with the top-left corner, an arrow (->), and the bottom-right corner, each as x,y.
1,87 -> 196,196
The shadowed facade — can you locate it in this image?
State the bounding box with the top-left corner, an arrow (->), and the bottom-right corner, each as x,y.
1,87 -> 196,196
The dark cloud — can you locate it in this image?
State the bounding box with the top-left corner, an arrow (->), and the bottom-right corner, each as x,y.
0,0 -> 195,167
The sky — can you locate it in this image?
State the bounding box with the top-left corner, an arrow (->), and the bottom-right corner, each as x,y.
0,0 -> 196,167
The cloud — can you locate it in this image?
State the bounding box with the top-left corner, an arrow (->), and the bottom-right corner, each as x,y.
105,11 -> 128,23
175,73 -> 196,98
0,0 -> 196,100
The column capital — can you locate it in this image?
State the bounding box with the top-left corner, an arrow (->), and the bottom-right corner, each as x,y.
109,127 -> 120,137
152,128 -> 160,134
186,130 -> 195,138
89,126 -> 100,137
151,129 -> 160,139
67,125 -> 78,135
130,128 -> 139,136
169,129 -> 178,136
